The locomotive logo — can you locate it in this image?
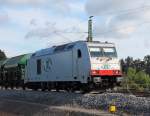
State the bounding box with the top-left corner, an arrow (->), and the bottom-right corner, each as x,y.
101,64 -> 111,69
43,58 -> 53,72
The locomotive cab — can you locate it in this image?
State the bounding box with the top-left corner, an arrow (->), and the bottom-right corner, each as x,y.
88,42 -> 122,88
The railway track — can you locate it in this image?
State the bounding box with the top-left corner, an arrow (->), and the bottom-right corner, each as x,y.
89,89 -> 150,97
1,86 -> 150,98
106,90 -> 150,97
115,91 -> 150,97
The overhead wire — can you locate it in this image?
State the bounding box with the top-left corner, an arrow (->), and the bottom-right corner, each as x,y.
98,5 -> 150,16
51,5 -> 150,37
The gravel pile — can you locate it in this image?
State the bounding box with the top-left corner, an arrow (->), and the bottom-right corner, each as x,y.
75,93 -> 150,115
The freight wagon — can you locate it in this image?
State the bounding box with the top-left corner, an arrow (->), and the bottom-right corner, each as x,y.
0,54 -> 31,89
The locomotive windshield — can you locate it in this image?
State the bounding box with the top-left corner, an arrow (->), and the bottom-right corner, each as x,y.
89,47 -> 103,57
103,47 -> 117,57
89,47 -> 117,57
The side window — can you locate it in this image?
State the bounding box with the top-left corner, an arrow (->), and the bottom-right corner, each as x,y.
37,59 -> 41,75
77,49 -> 82,58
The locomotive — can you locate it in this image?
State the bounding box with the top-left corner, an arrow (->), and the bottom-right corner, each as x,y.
25,41 -> 122,91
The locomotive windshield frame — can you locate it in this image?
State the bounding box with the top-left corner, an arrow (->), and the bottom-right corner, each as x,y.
89,46 -> 117,58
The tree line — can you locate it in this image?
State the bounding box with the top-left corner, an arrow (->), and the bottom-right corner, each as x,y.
0,50 -> 6,60
121,55 -> 150,75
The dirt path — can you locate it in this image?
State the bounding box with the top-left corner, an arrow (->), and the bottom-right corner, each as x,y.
0,97 -> 113,116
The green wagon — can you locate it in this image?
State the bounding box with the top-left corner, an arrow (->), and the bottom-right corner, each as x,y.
2,54 -> 31,89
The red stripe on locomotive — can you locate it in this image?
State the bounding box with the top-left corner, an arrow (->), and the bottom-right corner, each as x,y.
91,70 -> 122,76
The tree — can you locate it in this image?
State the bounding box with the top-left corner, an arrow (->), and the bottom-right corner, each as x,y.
120,59 -> 126,73
144,55 -> 150,75
132,59 -> 144,72
121,57 -> 134,74
0,50 -> 6,60
125,56 -> 134,68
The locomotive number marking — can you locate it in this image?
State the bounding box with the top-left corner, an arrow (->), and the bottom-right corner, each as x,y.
43,58 -> 53,72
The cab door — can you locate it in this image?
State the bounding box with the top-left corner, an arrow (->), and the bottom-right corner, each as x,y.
77,49 -> 82,80
72,48 -> 82,81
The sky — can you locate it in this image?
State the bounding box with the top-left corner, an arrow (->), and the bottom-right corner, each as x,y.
0,0 -> 150,59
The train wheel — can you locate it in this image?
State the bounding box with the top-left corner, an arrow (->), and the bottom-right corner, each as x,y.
55,82 -> 60,92
11,85 -> 14,90
1,83 -> 4,89
5,85 -> 8,90
68,86 -> 75,93
71,88 -> 75,93
41,83 -> 46,91
22,85 -> 26,90
47,84 -> 51,91
48,88 -> 51,91
81,84 -> 90,93
1,85 -> 3,89
65,87 -> 70,92
56,87 -> 59,92
42,88 -> 46,91
32,88 -> 38,91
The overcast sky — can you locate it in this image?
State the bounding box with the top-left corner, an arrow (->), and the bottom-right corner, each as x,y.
0,0 -> 150,59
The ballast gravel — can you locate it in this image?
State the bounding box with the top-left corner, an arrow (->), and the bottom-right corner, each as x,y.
75,93 -> 150,115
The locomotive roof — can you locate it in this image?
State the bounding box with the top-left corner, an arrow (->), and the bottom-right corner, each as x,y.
33,47 -> 55,57
33,41 -> 115,57
33,42 -> 75,57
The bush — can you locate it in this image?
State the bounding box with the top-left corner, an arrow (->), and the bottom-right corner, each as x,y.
122,67 -> 150,91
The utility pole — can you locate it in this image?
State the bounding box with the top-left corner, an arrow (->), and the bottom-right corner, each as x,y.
87,16 -> 94,42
